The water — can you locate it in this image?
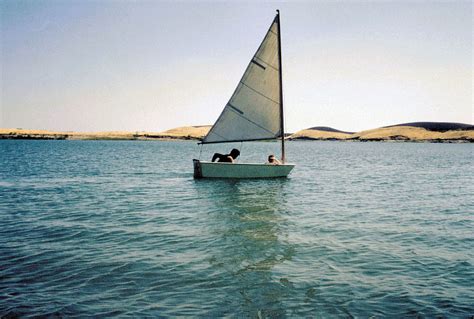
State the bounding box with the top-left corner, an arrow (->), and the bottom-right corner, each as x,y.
1,140 -> 473,317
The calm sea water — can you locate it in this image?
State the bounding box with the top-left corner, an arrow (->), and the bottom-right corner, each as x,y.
1,140 -> 473,318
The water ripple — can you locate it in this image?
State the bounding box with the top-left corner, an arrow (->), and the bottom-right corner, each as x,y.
0,140 -> 473,317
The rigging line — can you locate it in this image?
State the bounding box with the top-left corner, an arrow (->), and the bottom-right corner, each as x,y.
254,56 -> 279,72
228,105 -> 277,136
239,81 -> 280,106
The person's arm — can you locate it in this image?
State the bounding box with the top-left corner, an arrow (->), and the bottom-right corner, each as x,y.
227,156 -> 234,163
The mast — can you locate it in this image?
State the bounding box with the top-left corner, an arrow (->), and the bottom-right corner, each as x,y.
276,9 -> 285,163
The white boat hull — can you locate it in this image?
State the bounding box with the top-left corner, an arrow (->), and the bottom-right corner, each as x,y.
193,159 -> 295,179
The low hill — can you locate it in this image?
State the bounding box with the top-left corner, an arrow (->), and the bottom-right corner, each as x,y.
1,122 -> 472,142
153,125 -> 211,139
290,127 -> 353,140
384,122 -> 473,132
289,122 -> 473,142
353,125 -> 473,142
307,126 -> 355,134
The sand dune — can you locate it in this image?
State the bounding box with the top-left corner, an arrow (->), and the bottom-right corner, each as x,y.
1,123 -> 472,142
289,129 -> 353,140
384,122 -> 473,132
290,122 -> 473,142
353,126 -> 474,141
156,126 -> 211,139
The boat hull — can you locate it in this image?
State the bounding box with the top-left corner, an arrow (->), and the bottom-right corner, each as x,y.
193,160 -> 295,179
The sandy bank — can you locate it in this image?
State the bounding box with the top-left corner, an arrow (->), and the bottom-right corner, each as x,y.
289,125 -> 473,142
0,127 -> 211,141
353,126 -> 474,141
2,123 -> 472,142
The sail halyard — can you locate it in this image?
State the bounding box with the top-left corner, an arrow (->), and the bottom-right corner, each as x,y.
201,13 -> 282,145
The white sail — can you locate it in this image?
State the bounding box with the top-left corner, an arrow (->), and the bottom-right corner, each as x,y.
201,17 -> 281,144
193,11 -> 294,179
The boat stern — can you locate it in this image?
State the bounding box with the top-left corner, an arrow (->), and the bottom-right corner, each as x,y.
193,159 -> 203,179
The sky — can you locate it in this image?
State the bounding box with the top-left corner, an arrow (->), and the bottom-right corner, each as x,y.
1,0 -> 472,133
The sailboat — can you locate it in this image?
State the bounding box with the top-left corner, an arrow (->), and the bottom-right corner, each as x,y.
193,10 -> 295,179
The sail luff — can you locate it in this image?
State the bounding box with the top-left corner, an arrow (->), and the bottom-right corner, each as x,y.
201,14 -> 281,145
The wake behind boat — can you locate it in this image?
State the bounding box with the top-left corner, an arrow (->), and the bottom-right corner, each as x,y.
193,10 -> 295,179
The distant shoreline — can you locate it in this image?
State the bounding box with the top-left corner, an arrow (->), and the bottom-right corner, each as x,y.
0,130 -> 197,141
1,122 -> 473,143
0,126 -> 210,142
289,122 -> 473,143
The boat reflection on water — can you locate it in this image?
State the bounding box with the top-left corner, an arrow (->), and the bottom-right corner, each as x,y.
196,178 -> 296,317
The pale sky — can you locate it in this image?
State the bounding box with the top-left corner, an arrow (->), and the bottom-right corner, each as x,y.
1,0 -> 472,133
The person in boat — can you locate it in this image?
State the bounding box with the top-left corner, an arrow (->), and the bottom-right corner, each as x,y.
266,154 -> 282,165
211,148 -> 240,163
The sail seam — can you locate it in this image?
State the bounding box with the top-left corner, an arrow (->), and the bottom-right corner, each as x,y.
239,81 -> 280,106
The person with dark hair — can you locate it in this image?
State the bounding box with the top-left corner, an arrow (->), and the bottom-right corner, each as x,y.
212,148 -> 240,163
266,154 -> 281,165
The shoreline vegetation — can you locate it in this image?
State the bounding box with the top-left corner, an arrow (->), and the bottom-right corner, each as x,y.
1,122 -> 473,143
